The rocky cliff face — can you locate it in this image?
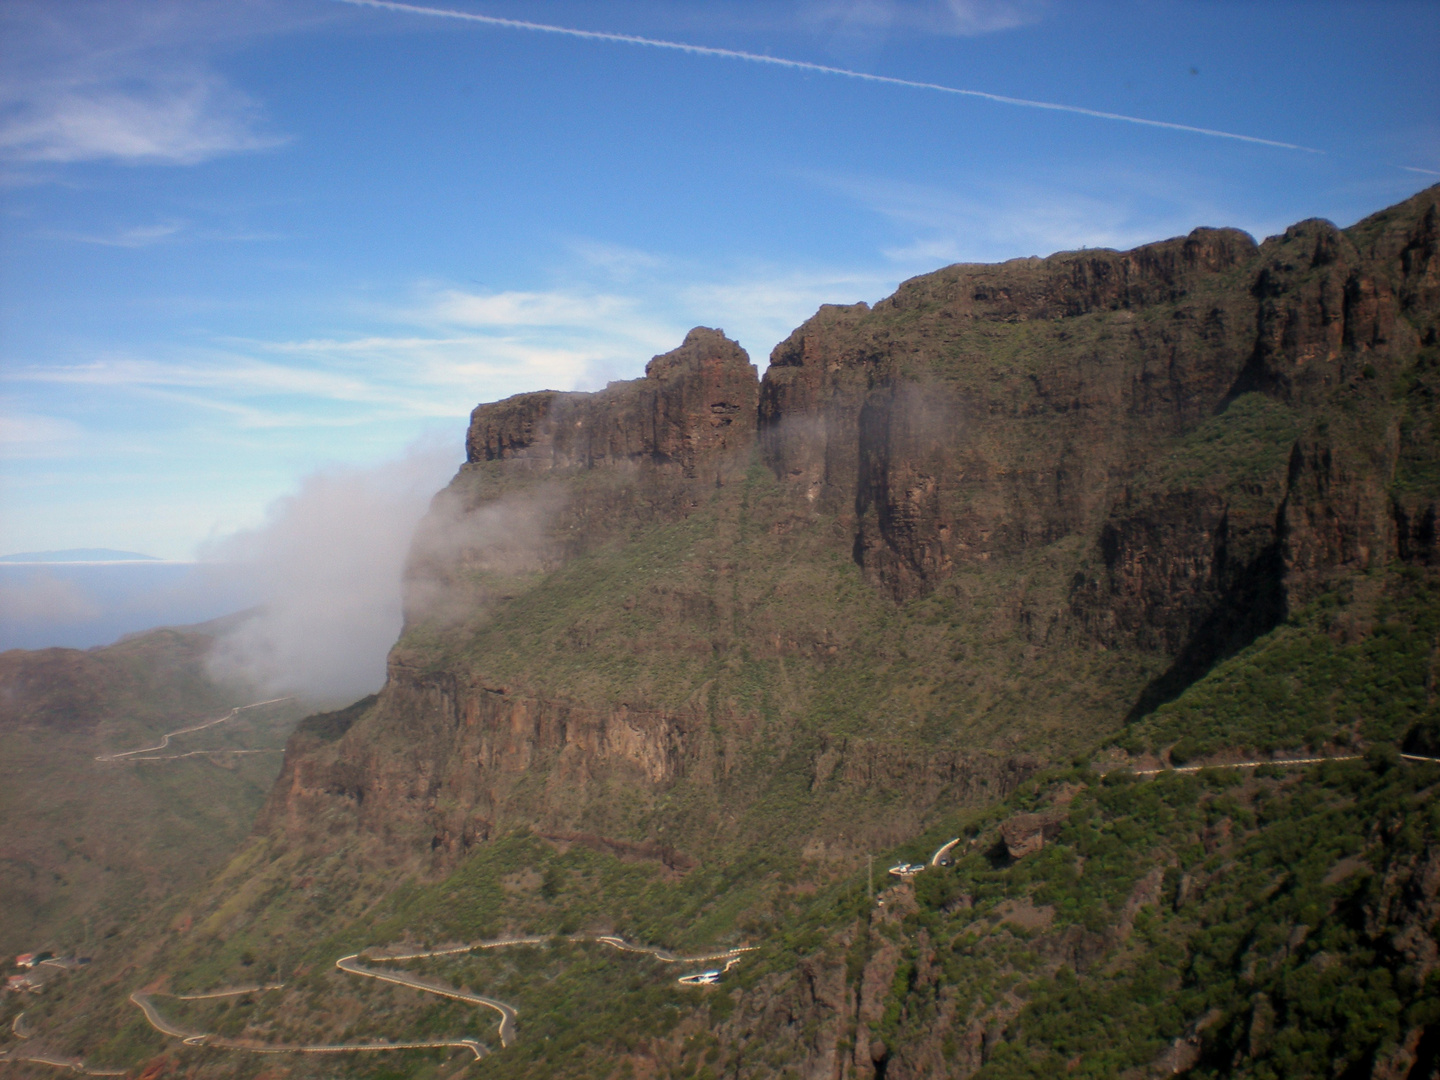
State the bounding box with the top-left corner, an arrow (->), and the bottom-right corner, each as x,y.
466,326 -> 758,479
262,185 -> 1440,875
21,187 -> 1440,1080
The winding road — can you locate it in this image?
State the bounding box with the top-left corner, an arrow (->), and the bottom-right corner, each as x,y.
172,983 -> 285,1001
335,953 -> 517,1048
95,698 -> 292,763
1115,751 -> 1440,777
131,983 -> 492,1061
72,749 -> 1440,1070
124,932 -> 755,1066
0,1051 -> 127,1076
591,935 -> 756,967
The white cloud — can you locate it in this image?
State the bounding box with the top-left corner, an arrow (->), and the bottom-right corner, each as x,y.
681,268 -> 895,354
1,289 -> 679,429
568,239 -> 667,281
203,441 -> 462,701
935,0 -> 1043,34
0,75 -> 280,166
801,0 -> 1046,38
423,289 -> 634,328
0,412 -> 87,459
52,221 -> 187,247
806,169 -> 1240,267
0,0 -> 299,170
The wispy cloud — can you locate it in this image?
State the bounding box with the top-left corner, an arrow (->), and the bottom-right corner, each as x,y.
0,74 -> 280,166
333,0 -> 1318,153
7,351 -> 478,427
2,280 -> 684,430
1,255 -> 905,451
807,169 -> 1247,267
0,0 -> 299,171
681,268 -> 895,350
51,221 -> 187,247
0,412 -> 87,459
47,219 -> 289,246
568,240 -> 667,281
421,289 -> 634,328
802,0 -> 1045,38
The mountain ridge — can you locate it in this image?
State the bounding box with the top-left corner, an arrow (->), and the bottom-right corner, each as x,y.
6,183 -> 1439,1080
257,184 -> 1439,877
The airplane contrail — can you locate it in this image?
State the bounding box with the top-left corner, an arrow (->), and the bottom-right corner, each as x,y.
333,0 -> 1321,154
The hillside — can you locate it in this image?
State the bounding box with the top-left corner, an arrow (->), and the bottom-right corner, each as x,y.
4,184 -> 1437,1080
0,620 -> 308,961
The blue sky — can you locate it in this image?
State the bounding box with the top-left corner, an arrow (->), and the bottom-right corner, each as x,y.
3,0 -> 1438,561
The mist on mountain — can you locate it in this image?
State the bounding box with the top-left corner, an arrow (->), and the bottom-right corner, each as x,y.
202,440 -> 462,702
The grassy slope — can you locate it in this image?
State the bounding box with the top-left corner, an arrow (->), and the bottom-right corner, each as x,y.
0,627 -> 309,960
412,459 -> 1156,751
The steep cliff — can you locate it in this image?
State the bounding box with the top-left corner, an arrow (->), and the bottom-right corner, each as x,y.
14,186 -> 1440,1080
259,186 -> 1440,881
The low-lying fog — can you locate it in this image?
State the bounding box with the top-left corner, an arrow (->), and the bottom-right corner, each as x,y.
1,442 -> 463,704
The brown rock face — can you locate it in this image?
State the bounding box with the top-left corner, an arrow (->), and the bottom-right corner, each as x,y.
465,327 -> 758,479
756,231 -> 1269,602
756,188 -> 1439,719
997,811 -> 1066,860
262,186 -> 1440,877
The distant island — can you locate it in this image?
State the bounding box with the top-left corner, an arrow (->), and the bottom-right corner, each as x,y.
0,549 -> 162,563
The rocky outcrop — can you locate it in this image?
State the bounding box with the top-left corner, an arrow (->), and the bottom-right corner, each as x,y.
261,659 -> 1041,871
755,188 -> 1439,736
997,810 -> 1066,860
263,185 -> 1440,876
465,326 -> 758,479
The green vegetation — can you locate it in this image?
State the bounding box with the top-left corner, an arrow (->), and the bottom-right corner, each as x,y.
1125,567 -> 1440,763
932,756 -> 1439,1079
0,626 -> 310,959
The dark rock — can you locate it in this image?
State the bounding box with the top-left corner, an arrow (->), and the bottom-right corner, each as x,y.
998,810 -> 1066,860
466,327 -> 758,479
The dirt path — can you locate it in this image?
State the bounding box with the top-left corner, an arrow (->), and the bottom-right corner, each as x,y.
0,1051 -> 127,1076
129,983 -> 491,1061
